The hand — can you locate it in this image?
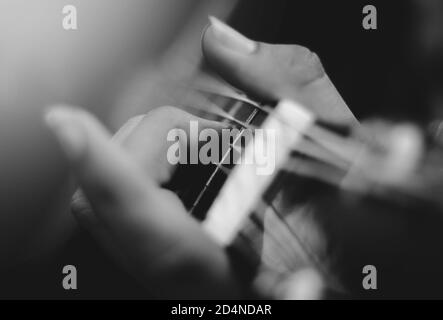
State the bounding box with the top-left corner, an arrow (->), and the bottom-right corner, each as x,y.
202,18 -> 443,298
202,17 -> 358,127
45,106 -> 240,299
44,18 -> 355,299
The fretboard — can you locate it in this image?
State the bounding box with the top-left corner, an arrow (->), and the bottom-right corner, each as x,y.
175,86 -> 340,292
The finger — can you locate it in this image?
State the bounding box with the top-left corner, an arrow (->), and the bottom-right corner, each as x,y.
45,105 -> 165,251
71,189 -> 133,273
69,107 -> 227,252
71,114 -> 146,226
112,114 -> 146,144
119,106 -> 230,185
64,109 -> 186,287
202,17 -> 357,125
44,105 -> 237,297
44,105 -> 191,252
70,113 -> 147,269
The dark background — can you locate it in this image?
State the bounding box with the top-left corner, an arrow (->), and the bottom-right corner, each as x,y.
229,0 -> 428,123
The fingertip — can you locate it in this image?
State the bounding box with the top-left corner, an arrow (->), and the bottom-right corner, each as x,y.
201,20 -> 216,62
206,16 -> 256,54
202,16 -> 257,67
44,105 -> 88,161
200,18 -> 212,55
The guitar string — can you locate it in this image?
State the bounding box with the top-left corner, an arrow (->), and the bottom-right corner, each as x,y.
188,99 -> 260,214
248,209 -> 301,270
179,90 -> 345,281
175,87 -> 443,265
176,90 -> 315,269
178,89 -> 351,220
171,84 -> 443,292
179,89 -> 443,204
185,86 -> 443,191
189,84 -> 364,164
179,86 -> 364,168
267,201 -> 343,291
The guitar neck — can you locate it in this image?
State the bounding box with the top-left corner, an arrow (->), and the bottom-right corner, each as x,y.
173,77 -> 344,290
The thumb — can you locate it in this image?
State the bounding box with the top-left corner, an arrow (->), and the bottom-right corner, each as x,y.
202,17 -> 357,125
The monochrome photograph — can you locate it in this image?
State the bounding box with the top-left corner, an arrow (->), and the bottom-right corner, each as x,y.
0,0 -> 443,305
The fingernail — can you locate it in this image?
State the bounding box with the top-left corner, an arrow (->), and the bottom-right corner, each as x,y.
208,16 -> 256,54
44,106 -> 86,161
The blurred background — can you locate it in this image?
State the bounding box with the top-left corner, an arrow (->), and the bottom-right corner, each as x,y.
0,0 -> 442,298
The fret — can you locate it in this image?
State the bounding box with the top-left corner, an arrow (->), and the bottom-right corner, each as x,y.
185,93 -> 264,219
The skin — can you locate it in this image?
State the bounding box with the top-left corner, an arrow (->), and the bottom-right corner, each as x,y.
0,0 -> 209,270
46,23 -> 354,298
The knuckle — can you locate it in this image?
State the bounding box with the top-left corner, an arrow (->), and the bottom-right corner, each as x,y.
306,51 -> 325,78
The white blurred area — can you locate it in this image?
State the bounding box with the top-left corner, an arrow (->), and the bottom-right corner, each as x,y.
0,0 -> 202,113
0,0 -> 236,267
